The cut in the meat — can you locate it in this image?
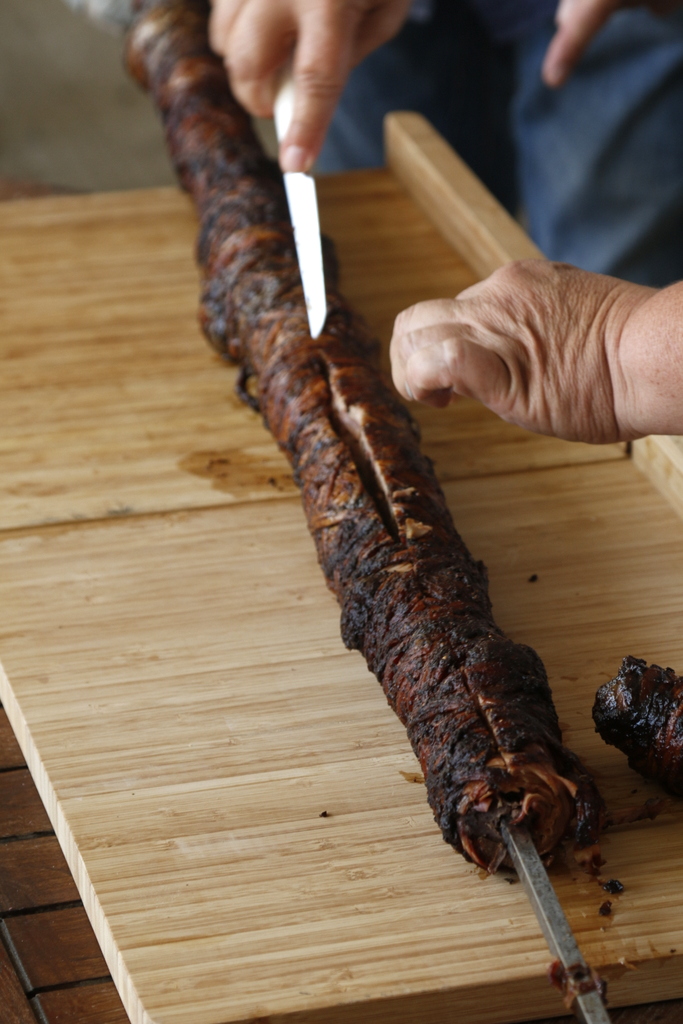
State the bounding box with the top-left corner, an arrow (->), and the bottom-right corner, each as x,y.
127,0 -> 605,872
594,656 -> 683,796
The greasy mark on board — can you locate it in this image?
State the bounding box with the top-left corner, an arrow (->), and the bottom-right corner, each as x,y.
179,449 -> 296,495
107,504 -> 134,517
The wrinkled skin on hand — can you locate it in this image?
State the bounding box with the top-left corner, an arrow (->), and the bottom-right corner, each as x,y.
390,259 -> 668,445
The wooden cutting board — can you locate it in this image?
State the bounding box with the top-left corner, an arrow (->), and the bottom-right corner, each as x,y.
1,145 -> 683,1024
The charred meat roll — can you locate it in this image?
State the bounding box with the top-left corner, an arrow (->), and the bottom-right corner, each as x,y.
127,0 -> 605,872
594,656 -> 683,796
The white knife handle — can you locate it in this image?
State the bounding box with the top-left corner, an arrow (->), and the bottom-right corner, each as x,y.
274,68 -> 295,143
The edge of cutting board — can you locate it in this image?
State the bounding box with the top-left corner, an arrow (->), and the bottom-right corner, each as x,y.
4,645 -> 683,1024
632,435 -> 683,520
0,658 -> 151,1024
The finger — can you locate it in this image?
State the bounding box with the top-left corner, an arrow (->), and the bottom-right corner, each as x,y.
542,0 -> 620,88
391,298 -> 462,349
208,0 -> 244,58
391,296 -> 489,397
390,312 -> 459,401
280,7 -> 362,172
223,0 -> 295,118
404,334 -> 511,410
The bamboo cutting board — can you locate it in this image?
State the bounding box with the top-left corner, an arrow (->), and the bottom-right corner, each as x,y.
1,161 -> 683,1024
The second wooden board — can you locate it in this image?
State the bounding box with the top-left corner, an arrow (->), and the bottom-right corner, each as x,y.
2,457 -> 683,1024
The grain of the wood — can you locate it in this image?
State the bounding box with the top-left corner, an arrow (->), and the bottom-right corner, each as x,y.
0,706 -> 26,770
0,770 -> 52,839
0,940 -> 36,1024
0,178 -> 624,535
1,458 -> 683,1024
5,907 -> 109,990
0,837 -> 79,913
384,112 -> 542,278
32,982 -> 129,1024
632,436 -> 683,521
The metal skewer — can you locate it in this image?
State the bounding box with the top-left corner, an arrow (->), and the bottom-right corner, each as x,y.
500,820 -> 612,1024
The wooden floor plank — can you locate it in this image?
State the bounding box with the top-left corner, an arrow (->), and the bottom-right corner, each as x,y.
32,982 -> 129,1024
0,706 -> 26,770
0,939 -> 36,1024
5,907 -> 109,990
0,838 -> 79,914
0,770 -> 52,839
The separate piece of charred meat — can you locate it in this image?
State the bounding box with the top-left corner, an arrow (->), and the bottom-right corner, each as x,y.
127,0 -> 605,872
594,656 -> 683,796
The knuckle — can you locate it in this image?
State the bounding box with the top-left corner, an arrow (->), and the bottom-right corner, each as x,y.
303,79 -> 342,102
491,261 -> 529,287
295,64 -> 345,100
393,309 -> 421,347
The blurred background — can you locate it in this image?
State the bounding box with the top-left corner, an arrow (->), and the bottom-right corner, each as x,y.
1,0 -> 174,191
0,0 -> 276,193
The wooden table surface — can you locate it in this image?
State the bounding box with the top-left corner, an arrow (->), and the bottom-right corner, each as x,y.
0,175 -> 682,1024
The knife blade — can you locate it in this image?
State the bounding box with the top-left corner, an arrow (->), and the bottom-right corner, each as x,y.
274,71 -> 327,339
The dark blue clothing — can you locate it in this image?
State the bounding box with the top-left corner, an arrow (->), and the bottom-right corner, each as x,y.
319,0 -> 518,213
409,0 -> 558,43
514,8 -> 683,284
319,1 -> 683,287
468,0 -> 558,42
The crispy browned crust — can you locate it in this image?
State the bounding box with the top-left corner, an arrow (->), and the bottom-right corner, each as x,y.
127,0 -> 605,871
594,656 -> 683,796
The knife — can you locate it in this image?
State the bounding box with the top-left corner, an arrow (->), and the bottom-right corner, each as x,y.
274,70 -> 328,339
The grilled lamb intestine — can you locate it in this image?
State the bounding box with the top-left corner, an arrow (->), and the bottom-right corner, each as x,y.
127,0 -> 605,872
594,656 -> 683,796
